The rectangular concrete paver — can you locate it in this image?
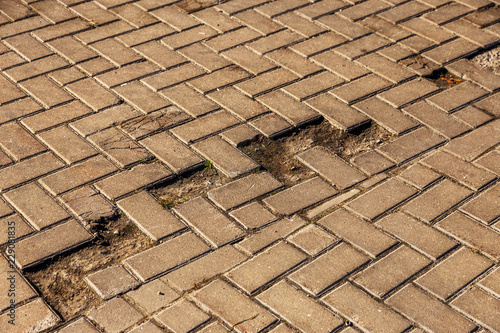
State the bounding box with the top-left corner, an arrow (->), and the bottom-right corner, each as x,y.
154,299 -> 210,333
89,297 -> 143,333
0,298 -> 60,333
85,265 -> 140,300
460,183 -> 500,224
126,279 -> 179,314
0,122 -> 45,161
451,287 -> 500,332
377,78 -> 440,108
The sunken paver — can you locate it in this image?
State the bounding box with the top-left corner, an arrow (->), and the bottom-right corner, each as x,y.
208,172 -> 283,210
322,283 -> 411,333
13,219 -> 93,269
123,232 -> 210,282
117,191 -> 186,241
126,279 -> 179,314
173,197 -> 245,248
85,265 -> 140,300
193,279 -> 277,333
263,177 -> 338,215
460,183 -> 500,224
154,300 -> 211,333
296,146 -> 366,189
257,281 -> 344,333
415,247 -> 493,300
0,298 -> 60,333
89,298 -> 143,333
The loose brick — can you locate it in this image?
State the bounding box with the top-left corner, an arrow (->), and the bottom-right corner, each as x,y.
275,11 -> 327,37
233,9 -> 283,35
446,58 -> 500,92
305,93 -> 370,131
423,38 -> 479,65
346,178 -> 418,220
460,183 -> 500,224
151,5 -> 200,31
426,81 -> 488,113
124,232 -> 209,281
95,163 -> 173,200
4,182 -> 69,230
354,97 -> 418,135
235,68 -> 299,98
39,155 -> 117,196
95,61 -> 159,88
142,63 -> 206,91
318,208 -> 398,258
282,71 -> 344,101
322,283 -> 411,333
0,299 -> 60,333
66,78 -> 119,111
113,80 -> 170,114
478,267 -> 500,297
141,132 -> 204,174
264,177 -> 337,215
305,188 -> 360,219
331,74 -> 392,104
37,126 -> 97,165
416,247 -> 492,300
59,186 -> 116,223
154,299 -> 210,332
174,197 -> 244,248
209,87 -> 268,121
317,13 -> 371,40
117,190 -> 185,241
126,279 -> 179,314
421,150 -> 496,191
334,34 -> 391,60
88,127 -> 151,168
162,246 -> 247,292
74,20 -> 134,44
229,201 -> 277,229
70,104 -> 140,137
221,46 -> 277,75
249,113 -> 293,138
257,281 -> 343,333
311,51 -> 370,81
0,122 -> 45,161
437,212 -> 500,260
89,298 -> 143,333
377,78 -> 440,108
451,287 -> 500,332
134,41 -> 187,70
351,150 -> 395,176
160,84 -> 218,118
208,172 -> 282,210
403,179 -> 472,222
0,152 -> 64,191
296,146 -> 366,189
162,25 -> 218,50
247,29 -> 304,55
85,265 -> 140,300
287,224 -> 338,256
290,32 -> 348,57
14,219 -> 93,269
235,216 -> 305,255
290,242 -> 369,295
443,119 -> 500,161
204,27 -> 261,52
117,23 -> 175,47
178,43 -> 232,72
193,279 -> 276,332
377,127 -> 446,165
376,212 -> 457,260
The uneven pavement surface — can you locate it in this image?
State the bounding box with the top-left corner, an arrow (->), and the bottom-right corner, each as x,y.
0,0 -> 500,331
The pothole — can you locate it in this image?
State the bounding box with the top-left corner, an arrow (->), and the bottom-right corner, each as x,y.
423,68 -> 464,89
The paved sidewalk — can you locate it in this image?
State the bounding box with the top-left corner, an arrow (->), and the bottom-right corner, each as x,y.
0,0 -> 499,331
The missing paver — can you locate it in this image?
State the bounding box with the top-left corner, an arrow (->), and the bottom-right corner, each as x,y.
23,215 -> 154,320
423,68 -> 464,89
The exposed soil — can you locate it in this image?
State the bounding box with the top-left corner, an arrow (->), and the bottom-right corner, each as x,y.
24,216 -> 154,320
424,68 -> 465,89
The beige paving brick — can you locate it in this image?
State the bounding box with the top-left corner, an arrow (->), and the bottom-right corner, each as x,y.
257,281 -> 343,333
296,0 -> 349,20
305,188 -> 360,219
423,2 -> 473,25
275,11 -> 327,37
70,104 -> 140,137
59,186 -> 115,223
85,265 -> 140,300
124,232 -> 209,281
403,180 -> 472,222
70,1 -> 118,25
0,152 -> 64,191
134,41 -> 187,70
0,198 -> 13,218
129,321 -> 163,333
0,75 -> 25,105
256,0 -> 309,18
235,68 -> 299,98
351,150 -> 395,176
4,182 -> 69,230
355,245 -> 432,297
381,1 -> 433,24
376,212 -> 457,260
162,245 -> 247,292
249,113 -> 293,138
113,81 -> 170,114
208,172 -> 282,210
20,76 -> 73,108
331,74 -> 392,104
360,16 -> 412,42
290,242 -> 368,295
155,299 -> 210,332
464,6 -> 500,27
121,106 -> 187,139
33,18 -> 90,42
14,219 -> 93,269
318,208 -> 398,257
90,38 -> 143,68
117,191 -> 185,241
377,127 -> 446,165
416,247 -> 493,300
317,13 -> 372,40
221,46 -> 276,75
89,297 -> 143,333
204,27 -> 262,53
191,8 -> 240,33
475,150 -> 500,176
31,0 -> 76,23
347,177 -> 418,220
233,9 -> 283,35
235,216 -> 305,255
117,23 -> 175,47
445,19 -> 498,47
0,122 -> 45,162
451,287 -> 500,332
377,78 -> 440,108
188,65 -> 251,94
0,255 -> 37,311
162,25 -> 218,50
426,81 -> 488,114
334,34 -> 391,60
356,53 -> 416,85
268,323 -> 295,333
192,136 -> 259,178
112,3 -> 158,28
287,224 -> 338,256
74,20 -> 134,44
3,33 -> 52,61
399,17 -> 454,43
387,284 -> 476,333
193,279 -> 276,333
353,97 -> 418,135
473,94 -> 500,116
95,0 -> 135,8
290,32 -> 348,57
0,214 -> 33,246
66,78 -> 119,111
0,298 -> 60,332
141,133 -> 204,174
126,279 -> 179,314
460,182 -> 500,224
446,59 -> 500,92
0,51 -> 25,70
0,16 -> 49,39
220,124 -> 259,147
282,71 -> 345,101
160,84 -> 219,118
247,29 -> 304,55
174,196 -> 244,248
296,146 -> 366,189
478,267 -> 500,297
311,51 -> 370,81
305,93 -> 370,131
322,282 -> 411,333
264,177 -> 337,215
142,63 -> 205,91
436,212 -> 500,260
95,61 -> 159,88
151,5 -> 200,31
338,0 -> 390,21
423,38 -> 479,66
398,164 -> 441,190
178,43 -> 232,73
57,317 -> 101,333
266,48 -> 322,78
215,0 -> 269,15
76,57 -> 116,77
229,202 -> 277,229
421,150 -> 496,191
